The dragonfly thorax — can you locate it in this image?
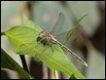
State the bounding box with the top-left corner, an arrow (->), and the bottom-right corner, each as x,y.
36,31 -> 57,45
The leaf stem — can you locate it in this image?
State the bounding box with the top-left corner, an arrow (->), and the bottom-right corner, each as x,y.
20,55 -> 29,73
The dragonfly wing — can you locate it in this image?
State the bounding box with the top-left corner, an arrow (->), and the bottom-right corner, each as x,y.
55,30 -> 78,46
51,13 -> 70,36
63,47 -> 88,67
55,40 -> 88,67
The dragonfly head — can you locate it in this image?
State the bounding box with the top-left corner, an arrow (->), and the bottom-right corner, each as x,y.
37,31 -> 57,45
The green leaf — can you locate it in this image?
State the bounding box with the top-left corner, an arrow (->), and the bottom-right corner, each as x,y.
1,48 -> 32,79
36,44 -> 85,79
5,26 -> 41,56
5,26 -> 85,79
4,14 -> 85,79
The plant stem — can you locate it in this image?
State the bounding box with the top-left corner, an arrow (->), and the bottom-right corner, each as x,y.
20,55 -> 29,73
42,64 -> 48,79
50,69 -> 60,79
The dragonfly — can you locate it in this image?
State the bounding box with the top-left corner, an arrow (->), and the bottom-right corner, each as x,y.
20,13 -> 88,67
36,31 -> 88,67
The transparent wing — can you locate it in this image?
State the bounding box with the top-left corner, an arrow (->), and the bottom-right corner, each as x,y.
54,30 -> 78,46
59,42 -> 88,67
50,12 -> 70,36
62,47 -> 88,67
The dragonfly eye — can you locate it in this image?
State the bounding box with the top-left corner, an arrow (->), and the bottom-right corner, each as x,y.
36,36 -> 42,42
36,36 -> 49,46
